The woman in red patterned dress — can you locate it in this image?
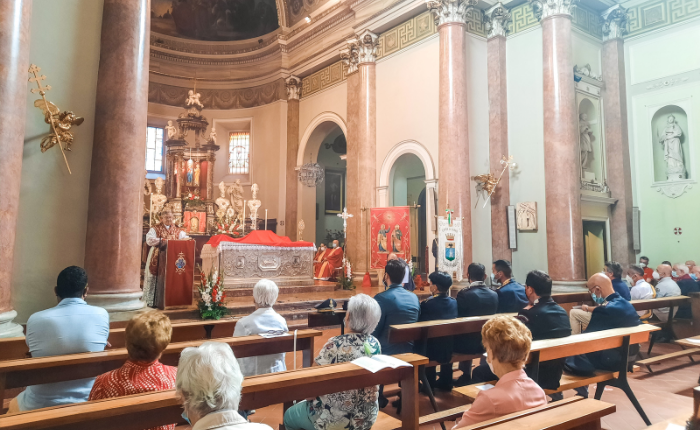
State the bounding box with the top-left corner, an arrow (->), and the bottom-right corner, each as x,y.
89,312 -> 178,430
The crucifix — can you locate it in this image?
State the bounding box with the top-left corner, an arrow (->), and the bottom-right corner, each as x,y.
337,207 -> 353,238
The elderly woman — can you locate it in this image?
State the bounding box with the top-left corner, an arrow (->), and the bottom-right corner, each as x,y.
177,342 -> 271,429
283,294 -> 382,430
453,315 -> 547,428
89,311 -> 178,430
233,279 -> 288,376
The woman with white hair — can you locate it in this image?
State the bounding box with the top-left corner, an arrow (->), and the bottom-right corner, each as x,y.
176,342 -> 271,429
232,279 -> 288,377
283,294 -> 382,430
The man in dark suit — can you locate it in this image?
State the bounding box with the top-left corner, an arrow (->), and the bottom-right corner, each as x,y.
492,259 -> 528,313
453,263 -> 498,387
564,273 -> 640,397
373,258 -> 420,407
418,271 -> 458,390
605,261 -> 631,301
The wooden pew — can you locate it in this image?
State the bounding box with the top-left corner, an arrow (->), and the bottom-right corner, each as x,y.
0,353 -> 427,430
644,386 -> 699,429
455,324 -> 659,426
0,317 -> 239,361
0,329 -> 321,402
307,310 -> 347,334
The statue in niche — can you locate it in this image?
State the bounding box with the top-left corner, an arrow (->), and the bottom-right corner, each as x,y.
194,161 -> 200,186
215,181 -> 231,213
579,113 -> 595,173
658,114 -> 686,181
248,183 -> 262,229
228,179 -> 244,222
150,177 -> 168,224
208,127 -> 217,143
165,120 -> 178,141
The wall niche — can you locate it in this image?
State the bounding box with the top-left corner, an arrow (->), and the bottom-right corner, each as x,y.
651,105 -> 691,182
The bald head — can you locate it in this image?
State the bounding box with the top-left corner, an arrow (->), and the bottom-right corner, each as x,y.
387,253 -> 398,261
692,266 -> 700,278
657,264 -> 673,278
587,272 -> 614,299
686,260 -> 696,270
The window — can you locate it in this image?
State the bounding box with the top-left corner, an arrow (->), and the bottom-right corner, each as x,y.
145,126 -> 164,172
229,132 -> 250,174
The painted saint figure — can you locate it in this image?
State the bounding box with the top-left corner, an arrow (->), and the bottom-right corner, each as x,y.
377,224 -> 390,253
391,224 -> 403,253
186,159 -> 194,184
658,114 -> 686,181
194,162 -> 200,186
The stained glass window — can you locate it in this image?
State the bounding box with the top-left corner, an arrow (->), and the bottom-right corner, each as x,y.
229,132 -> 250,174
145,126 -> 164,172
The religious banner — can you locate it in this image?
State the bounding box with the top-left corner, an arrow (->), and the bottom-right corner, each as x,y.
437,216 -> 463,282
370,206 -> 411,269
156,239 -> 195,309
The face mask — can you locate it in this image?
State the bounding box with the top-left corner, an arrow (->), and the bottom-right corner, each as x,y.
625,275 -> 634,285
652,270 -> 660,280
639,262 -> 646,268
590,291 -> 605,305
332,243 -> 338,248
691,274 -> 698,281
181,410 -> 191,425
490,273 -> 499,285
672,271 -> 678,278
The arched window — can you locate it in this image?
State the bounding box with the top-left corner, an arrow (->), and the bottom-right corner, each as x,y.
145,126 -> 164,172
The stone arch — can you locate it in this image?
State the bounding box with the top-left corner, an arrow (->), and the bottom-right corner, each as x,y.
297,111 -> 348,166
378,140 -> 436,207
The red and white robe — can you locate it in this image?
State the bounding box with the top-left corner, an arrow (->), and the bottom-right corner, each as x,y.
143,224 -> 186,307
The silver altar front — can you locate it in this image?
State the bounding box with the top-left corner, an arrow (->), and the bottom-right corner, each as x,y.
219,242 -> 315,289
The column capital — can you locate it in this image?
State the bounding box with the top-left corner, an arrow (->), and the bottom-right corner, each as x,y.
356,29 -> 379,64
340,43 -> 359,75
484,2 -> 511,38
286,75 -> 301,100
528,0 -> 578,20
601,5 -> 628,41
427,0 -> 478,27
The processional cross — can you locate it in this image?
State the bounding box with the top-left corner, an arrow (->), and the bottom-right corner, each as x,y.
337,207 -> 353,238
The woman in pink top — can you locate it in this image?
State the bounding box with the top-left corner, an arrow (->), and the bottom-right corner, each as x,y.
453,315 -> 547,428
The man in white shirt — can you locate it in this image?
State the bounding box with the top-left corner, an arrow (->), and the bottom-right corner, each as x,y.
653,263 -> 681,322
143,209 -> 188,307
387,253 -> 415,291
628,265 -> 656,320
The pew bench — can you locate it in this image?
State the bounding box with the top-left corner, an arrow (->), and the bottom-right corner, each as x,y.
0,317 -> 239,361
0,353 -> 427,430
0,329 -> 321,403
454,324 -> 659,425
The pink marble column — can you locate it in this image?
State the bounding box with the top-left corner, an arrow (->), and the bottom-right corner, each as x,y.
84,0 -> 150,312
536,1 -> 585,283
430,1 -> 475,268
344,68 -> 361,276
285,76 -> 301,241
0,0 -> 31,337
602,6 -> 635,265
485,3 -> 512,262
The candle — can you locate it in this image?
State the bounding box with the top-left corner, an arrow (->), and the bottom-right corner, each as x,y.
149,192 -> 153,226
243,200 -> 246,232
265,209 -> 268,230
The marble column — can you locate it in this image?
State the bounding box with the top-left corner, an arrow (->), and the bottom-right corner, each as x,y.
285,76 -> 301,241
84,0 -> 150,312
0,0 -> 32,338
429,0 -> 476,268
485,3 -> 512,262
530,0 -> 585,284
602,6 -> 635,265
342,44 -> 360,276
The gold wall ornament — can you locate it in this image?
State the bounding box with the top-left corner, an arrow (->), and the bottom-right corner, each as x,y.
28,64 -> 83,174
471,155 -> 517,208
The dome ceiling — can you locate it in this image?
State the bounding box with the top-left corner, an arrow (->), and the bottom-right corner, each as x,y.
151,0 -> 279,41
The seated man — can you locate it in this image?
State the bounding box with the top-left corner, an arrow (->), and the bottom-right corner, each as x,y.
639,256 -> 654,284
11,266 -> 109,412
312,243 -> 327,278
314,240 -> 343,280
453,316 -> 547,428
418,271 -> 458,390
605,261 -> 631,301
453,263 -> 498,387
654,263 -> 681,322
628,264 -> 656,320
89,312 -> 177,430
492,259 -> 528,313
564,273 -> 640,397
372,258 -> 420,407
673,264 -> 699,319
387,253 -> 415,291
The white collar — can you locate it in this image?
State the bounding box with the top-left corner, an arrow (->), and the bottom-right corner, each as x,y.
634,279 -> 646,286
193,410 -> 248,430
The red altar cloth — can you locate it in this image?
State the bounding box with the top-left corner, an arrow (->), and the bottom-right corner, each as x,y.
206,230 -> 314,248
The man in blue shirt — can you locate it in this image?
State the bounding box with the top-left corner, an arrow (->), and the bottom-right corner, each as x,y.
604,261 -> 631,301
492,259 -> 528,313
11,266 -> 109,412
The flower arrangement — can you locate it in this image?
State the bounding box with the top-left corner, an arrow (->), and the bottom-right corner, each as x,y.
197,266 -> 227,320
337,257 -> 355,290
184,190 -> 205,209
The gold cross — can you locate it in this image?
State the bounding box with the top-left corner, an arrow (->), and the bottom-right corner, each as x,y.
28,65 -> 52,95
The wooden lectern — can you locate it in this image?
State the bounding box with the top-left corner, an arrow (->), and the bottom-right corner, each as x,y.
155,239 -> 195,309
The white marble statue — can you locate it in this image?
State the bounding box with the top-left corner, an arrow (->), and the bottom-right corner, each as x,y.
208,126 -> 217,143
579,113 -> 595,172
151,177 -> 168,222
215,181 -> 231,213
186,89 -> 204,109
165,120 -> 178,140
248,183 -> 262,229
228,179 -> 244,222
658,114 -> 686,181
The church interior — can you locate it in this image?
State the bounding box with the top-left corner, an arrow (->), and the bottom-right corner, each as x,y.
2,0 -> 700,428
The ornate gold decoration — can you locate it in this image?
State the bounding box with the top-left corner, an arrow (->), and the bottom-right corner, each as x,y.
472,155 -> 517,208
28,64 -> 83,174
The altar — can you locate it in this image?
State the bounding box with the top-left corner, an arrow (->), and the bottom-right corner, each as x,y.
206,230 -> 315,289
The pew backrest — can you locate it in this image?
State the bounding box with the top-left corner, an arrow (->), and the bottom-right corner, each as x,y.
387,313 -> 516,344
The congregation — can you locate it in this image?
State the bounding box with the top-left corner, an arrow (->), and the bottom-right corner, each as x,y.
5,253 -> 699,429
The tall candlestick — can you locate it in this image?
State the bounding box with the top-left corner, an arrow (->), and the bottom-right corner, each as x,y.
149,192 -> 153,226
265,209 -> 268,230
243,200 -> 246,232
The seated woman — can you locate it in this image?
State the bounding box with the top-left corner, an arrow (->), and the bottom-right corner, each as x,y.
233,279 -> 288,377
177,342 -> 271,429
283,294 -> 382,430
453,315 -> 547,429
89,311 -> 177,430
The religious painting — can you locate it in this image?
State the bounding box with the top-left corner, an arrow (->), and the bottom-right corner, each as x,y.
324,170 -> 344,214
370,207 -> 411,269
184,211 -> 206,234
516,202 -> 538,231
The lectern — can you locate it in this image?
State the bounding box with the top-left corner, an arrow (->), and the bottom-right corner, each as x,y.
155,239 -> 195,309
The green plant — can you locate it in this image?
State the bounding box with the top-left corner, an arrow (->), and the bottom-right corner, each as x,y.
197,266 -> 228,320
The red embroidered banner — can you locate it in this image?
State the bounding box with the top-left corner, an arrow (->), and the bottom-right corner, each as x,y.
370,207 -> 411,269
162,240 -> 195,308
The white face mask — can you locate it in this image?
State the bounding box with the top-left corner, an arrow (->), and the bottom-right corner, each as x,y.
652,270 -> 660,280
639,262 -> 646,268
625,275 -> 634,285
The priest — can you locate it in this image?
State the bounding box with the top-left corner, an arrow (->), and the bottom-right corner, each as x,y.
143,209 -> 188,307
314,240 -> 343,280
313,243 -> 327,278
